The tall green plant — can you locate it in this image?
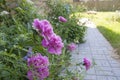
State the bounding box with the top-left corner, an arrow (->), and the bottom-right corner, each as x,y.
0,1 -> 42,79
0,0 -> 89,80
46,0 -> 86,43
46,0 -> 71,22
0,0 -> 72,79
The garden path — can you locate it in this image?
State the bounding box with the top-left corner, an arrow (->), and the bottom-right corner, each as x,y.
71,20 -> 120,80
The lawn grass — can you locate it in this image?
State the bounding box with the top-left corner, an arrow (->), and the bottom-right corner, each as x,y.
74,12 -> 120,55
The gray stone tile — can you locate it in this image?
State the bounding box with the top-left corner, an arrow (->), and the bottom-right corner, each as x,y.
79,51 -> 90,55
95,66 -> 114,76
103,50 -> 112,54
84,75 -> 96,80
96,76 -> 108,80
79,54 -> 92,59
117,77 -> 120,80
96,70 -> 114,76
91,47 -> 108,51
94,60 -> 110,67
95,66 -> 112,71
106,55 -> 117,62
92,55 -> 106,60
87,67 -> 96,75
110,63 -> 120,68
112,68 -> 120,76
79,49 -> 91,53
107,46 -> 114,50
79,47 -> 91,50
107,76 -> 118,80
91,50 -> 105,55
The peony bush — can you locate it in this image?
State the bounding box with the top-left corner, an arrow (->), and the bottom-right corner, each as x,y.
0,0 -> 92,80
46,0 -> 86,43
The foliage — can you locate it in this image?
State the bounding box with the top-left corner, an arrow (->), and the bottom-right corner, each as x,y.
0,0 -> 89,80
66,16 -> 86,43
0,51 -> 27,80
72,3 -> 87,12
0,0 -> 40,26
0,0 -> 41,79
46,0 -> 71,21
46,0 -> 86,43
0,0 -> 73,79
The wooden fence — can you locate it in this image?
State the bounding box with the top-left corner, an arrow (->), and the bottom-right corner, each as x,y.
73,0 -> 120,11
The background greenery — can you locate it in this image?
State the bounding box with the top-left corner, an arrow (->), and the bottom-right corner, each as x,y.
46,0 -> 86,43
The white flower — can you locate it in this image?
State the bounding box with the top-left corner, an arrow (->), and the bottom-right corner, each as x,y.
26,0 -> 34,4
0,11 -> 9,16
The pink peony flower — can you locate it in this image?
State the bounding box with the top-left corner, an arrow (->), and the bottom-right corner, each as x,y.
33,19 -> 64,55
27,53 -> 49,80
41,33 -> 64,55
37,67 -> 49,79
28,54 -> 49,68
41,26 -> 54,39
27,70 -> 33,80
67,43 -> 76,51
33,19 -> 54,39
83,58 -> 91,70
32,19 -> 41,30
42,38 -> 49,47
47,34 -> 64,55
40,20 -> 54,38
58,16 -> 67,22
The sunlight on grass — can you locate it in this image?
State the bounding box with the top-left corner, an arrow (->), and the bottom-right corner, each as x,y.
74,12 -> 120,54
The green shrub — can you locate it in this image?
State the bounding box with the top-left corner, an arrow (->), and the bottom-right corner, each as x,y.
0,0 -> 41,26
0,1 -> 41,79
46,0 -> 86,43
0,0 -> 40,55
66,16 -> 86,43
0,0 -> 88,79
72,3 -> 87,12
0,51 -> 28,80
0,0 -> 72,79
46,0 -> 71,22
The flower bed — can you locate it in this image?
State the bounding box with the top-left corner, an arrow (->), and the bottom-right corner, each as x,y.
0,0 -> 91,80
